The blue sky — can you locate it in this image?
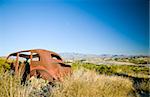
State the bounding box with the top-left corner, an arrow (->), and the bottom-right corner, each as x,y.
0,0 -> 149,56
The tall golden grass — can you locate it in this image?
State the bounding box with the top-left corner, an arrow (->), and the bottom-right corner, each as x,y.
51,69 -> 137,97
0,68 -> 138,97
0,69 -> 33,97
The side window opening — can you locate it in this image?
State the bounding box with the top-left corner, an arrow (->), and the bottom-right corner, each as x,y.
7,52 -> 30,73
19,52 -> 31,63
32,53 -> 40,61
8,56 -> 17,62
51,54 -> 62,60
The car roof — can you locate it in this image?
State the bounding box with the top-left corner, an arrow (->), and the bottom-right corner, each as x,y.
7,49 -> 61,59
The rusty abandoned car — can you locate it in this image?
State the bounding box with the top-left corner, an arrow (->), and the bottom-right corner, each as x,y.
6,49 -> 72,83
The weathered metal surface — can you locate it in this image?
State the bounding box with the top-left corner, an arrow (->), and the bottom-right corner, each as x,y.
6,49 -> 72,82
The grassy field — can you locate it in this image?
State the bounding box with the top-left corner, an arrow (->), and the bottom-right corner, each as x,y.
0,58 -> 149,97
72,62 -> 149,78
0,68 -> 137,97
112,57 -> 150,64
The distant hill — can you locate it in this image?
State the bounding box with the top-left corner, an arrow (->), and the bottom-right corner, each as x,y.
59,53 -> 148,60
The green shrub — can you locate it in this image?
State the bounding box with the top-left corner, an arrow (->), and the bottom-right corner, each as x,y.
0,58 -> 10,71
72,62 -> 149,78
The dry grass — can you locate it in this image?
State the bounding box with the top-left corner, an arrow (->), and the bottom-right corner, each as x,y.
0,67 -> 139,97
136,80 -> 150,93
0,69 -> 33,97
51,69 -> 137,97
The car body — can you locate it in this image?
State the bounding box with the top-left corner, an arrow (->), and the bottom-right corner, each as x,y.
6,49 -> 72,82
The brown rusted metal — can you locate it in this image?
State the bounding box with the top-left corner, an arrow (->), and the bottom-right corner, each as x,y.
6,49 -> 72,82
